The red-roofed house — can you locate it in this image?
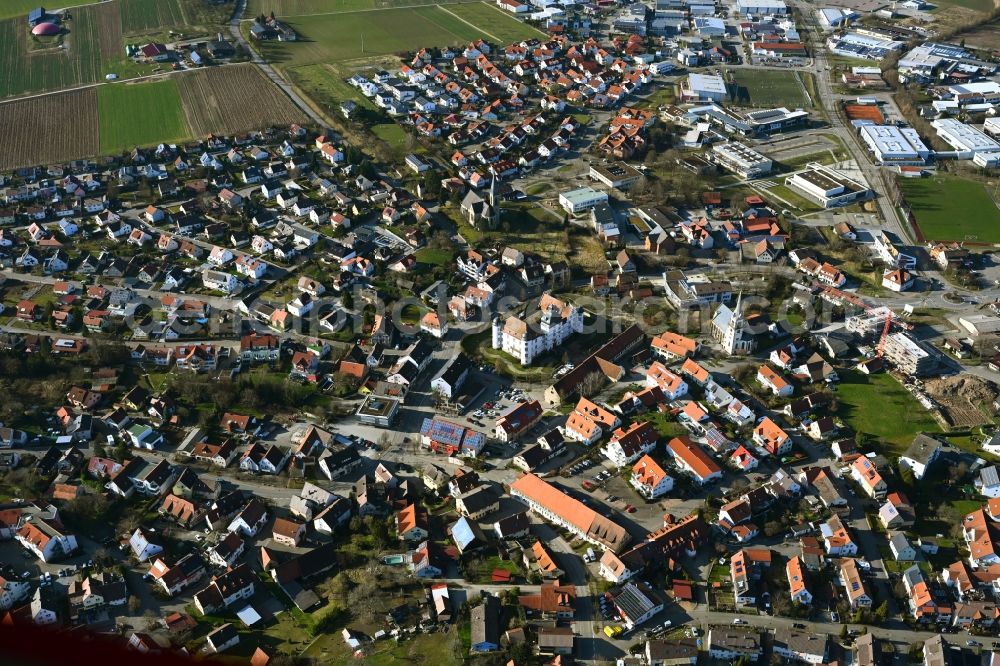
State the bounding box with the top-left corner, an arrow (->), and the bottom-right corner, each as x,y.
631,455 -> 673,499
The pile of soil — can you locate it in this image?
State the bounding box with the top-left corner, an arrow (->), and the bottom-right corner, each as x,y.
924,375 -> 998,427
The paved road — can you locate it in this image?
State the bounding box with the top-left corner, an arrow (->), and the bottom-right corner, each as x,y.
809,50 -> 912,244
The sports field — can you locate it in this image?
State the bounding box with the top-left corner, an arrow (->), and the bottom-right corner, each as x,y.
900,175 -> 1000,243
97,79 -> 190,153
729,69 -> 809,108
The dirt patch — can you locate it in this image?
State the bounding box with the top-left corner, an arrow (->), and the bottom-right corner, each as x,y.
958,22 -> 1000,51
924,375 -> 998,427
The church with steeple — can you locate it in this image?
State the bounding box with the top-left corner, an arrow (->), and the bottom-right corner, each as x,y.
459,177 -> 500,230
711,293 -> 755,356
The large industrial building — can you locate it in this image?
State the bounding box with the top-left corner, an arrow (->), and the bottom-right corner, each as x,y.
680,73 -> 728,102
736,0 -> 788,15
711,142 -> 773,179
784,165 -> 871,208
931,119 -> 1000,167
858,125 -> 931,165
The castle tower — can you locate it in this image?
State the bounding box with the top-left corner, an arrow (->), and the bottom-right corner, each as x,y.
539,305 -> 557,334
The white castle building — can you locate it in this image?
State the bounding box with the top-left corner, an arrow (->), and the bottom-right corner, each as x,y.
492,293 -> 584,365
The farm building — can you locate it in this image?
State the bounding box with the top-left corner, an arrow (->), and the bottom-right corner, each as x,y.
28,7 -> 47,27
31,22 -> 60,36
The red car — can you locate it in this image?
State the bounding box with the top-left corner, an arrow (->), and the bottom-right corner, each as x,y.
483,402 -> 493,409
625,504 -> 636,513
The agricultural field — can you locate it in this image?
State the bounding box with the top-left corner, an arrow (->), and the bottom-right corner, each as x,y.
97,79 -> 189,153
0,1 -> 94,21
175,64 -> 307,137
0,2 -> 122,99
729,69 -> 809,108
247,0 -> 379,13
438,2 -> 545,43
253,6 -> 487,65
247,0 -> 480,14
93,1 -> 125,61
119,0 -> 186,34
0,88 -> 100,170
900,175 -> 1000,243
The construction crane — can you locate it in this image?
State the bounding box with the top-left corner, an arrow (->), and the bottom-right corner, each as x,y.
876,308 -> 893,357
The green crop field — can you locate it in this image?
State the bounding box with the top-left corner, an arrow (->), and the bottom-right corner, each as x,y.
729,69 -> 808,108
97,79 -> 190,152
900,175 -> 1000,243
120,0 -> 186,34
438,2 -> 544,42
247,0 -> 484,15
247,0 -> 379,13
253,5 -> 489,65
0,1 -> 95,21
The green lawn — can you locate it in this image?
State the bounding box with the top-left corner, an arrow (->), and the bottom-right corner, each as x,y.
254,5 -> 486,65
834,369 -> 940,452
729,69 -> 809,108
900,175 -> 1000,243
371,122 -> 411,158
97,79 -> 190,153
287,63 -> 378,113
762,184 -> 822,211
305,630 -> 462,665
415,247 -> 454,266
